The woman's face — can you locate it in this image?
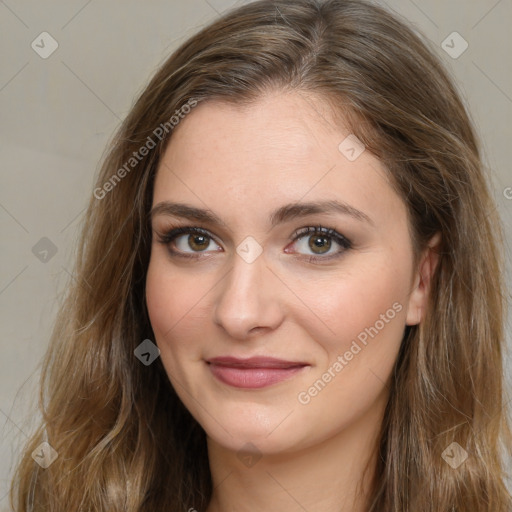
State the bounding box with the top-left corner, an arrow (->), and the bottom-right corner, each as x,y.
146,91 -> 428,455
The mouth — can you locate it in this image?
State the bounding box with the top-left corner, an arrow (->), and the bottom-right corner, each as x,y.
206,356 -> 310,389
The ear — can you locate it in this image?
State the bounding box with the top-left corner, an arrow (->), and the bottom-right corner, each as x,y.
405,233 -> 442,326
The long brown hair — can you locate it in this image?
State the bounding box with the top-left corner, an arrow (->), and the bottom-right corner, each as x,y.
10,0 -> 511,510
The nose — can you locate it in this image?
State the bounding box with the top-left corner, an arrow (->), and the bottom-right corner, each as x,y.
212,251 -> 284,340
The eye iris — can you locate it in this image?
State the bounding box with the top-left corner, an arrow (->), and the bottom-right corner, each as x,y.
188,234 -> 209,251
309,234 -> 331,254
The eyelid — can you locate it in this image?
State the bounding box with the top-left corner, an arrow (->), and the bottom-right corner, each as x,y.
156,226 -> 222,249
290,225 -> 351,247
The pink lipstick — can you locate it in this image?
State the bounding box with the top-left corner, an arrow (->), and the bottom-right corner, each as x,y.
207,356 -> 309,389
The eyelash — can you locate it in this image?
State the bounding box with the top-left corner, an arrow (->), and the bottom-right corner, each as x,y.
155,225 -> 352,263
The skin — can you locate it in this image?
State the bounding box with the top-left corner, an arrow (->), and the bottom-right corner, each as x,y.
145,90 -> 439,512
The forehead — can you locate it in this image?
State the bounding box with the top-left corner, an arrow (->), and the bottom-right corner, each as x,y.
152,91 -> 404,231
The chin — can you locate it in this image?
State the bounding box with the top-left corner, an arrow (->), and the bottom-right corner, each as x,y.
194,400 -> 302,454
206,425 -> 300,456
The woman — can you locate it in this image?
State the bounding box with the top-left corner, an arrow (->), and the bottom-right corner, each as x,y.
10,0 -> 511,510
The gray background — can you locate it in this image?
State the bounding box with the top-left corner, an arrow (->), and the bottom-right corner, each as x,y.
1,0 -> 511,507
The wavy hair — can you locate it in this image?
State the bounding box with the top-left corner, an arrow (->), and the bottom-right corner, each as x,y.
10,0 -> 511,510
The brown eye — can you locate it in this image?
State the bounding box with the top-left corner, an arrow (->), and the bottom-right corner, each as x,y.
187,233 -> 211,252
308,234 -> 332,254
289,226 -> 351,261
157,226 -> 222,257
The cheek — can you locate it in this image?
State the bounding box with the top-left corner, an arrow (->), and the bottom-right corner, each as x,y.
291,259 -> 410,425
145,257 -> 212,357
292,255 -> 411,366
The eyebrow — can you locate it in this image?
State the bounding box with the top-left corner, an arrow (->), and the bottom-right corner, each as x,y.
150,200 -> 374,228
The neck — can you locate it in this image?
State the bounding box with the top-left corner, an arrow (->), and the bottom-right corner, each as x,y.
205,394 -> 386,512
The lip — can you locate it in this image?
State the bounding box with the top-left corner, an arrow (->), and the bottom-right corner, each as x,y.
206,356 -> 310,389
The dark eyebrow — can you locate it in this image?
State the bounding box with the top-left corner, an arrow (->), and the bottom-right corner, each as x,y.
150,200 -> 373,228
